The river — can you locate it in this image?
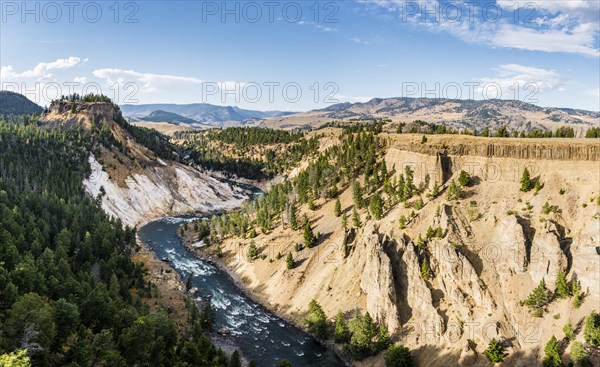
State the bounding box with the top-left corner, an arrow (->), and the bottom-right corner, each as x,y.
138,216 -> 346,367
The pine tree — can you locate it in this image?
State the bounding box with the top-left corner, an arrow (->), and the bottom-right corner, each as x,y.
542,336 -> 562,367
377,323 -> 390,351
352,207 -> 361,228
570,341 -> 589,366
483,338 -> 507,363
385,343 -> 414,367
420,258 -> 429,279
305,299 -> 328,340
416,234 -> 426,250
286,253 -> 295,269
290,204 -> 298,230
353,181 -> 364,208
397,174 -> 405,201
425,226 -> 434,239
572,280 -> 583,308
404,166 -> 414,199
584,311 -> 600,346
555,269 -> 570,298
534,180 -> 543,194
247,241 -> 258,259
334,198 -> 342,217
334,312 -> 350,344
458,170 -> 471,186
430,181 -> 439,198
414,196 -> 424,210
308,198 -> 316,211
369,192 -> 383,220
0,350 -> 30,367
520,167 -> 532,192
398,215 -> 407,229
563,321 -> 574,341
303,219 -> 316,248
383,178 -> 393,200
342,212 -> 348,231
523,278 -> 552,314
446,179 -> 461,200
421,135 -> 427,144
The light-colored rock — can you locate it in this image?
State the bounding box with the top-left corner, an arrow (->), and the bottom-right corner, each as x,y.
431,240 -> 496,316
84,154 -> 249,227
493,216 -> 528,275
359,223 -> 401,333
528,222 -> 567,289
400,243 -> 445,344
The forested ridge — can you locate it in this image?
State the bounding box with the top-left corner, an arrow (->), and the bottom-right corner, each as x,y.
177,127 -> 319,180
188,126 -> 390,251
0,113 -> 240,366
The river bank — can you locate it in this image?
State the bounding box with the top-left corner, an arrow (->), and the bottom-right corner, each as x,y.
133,234 -> 251,365
178,238 -> 355,367
138,216 -> 345,366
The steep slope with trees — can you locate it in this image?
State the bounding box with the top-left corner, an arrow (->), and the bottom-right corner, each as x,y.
181,126 -> 600,366
0,110 -> 242,366
38,96 -> 252,227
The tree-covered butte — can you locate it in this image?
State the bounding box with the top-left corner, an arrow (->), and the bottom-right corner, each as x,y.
0,112 -> 238,366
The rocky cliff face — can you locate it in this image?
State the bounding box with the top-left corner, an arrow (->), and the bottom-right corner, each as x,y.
40,101 -> 122,130
40,100 -> 253,227
358,223 -> 401,333
84,154 -> 249,227
387,135 -> 599,161
212,133 -> 599,367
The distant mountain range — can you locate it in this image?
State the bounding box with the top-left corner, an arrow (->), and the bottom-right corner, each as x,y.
0,91 -> 44,116
1,92 -> 598,135
120,103 -> 296,127
140,110 -> 199,125
263,97 -> 600,134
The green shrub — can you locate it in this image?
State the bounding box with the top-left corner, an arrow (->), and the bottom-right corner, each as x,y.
385,343 -> 414,367
483,338 -> 507,363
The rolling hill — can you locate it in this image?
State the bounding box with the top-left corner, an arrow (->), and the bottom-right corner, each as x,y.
264,97 -> 600,135
0,90 -> 44,115
121,102 -> 296,127
140,110 -> 200,125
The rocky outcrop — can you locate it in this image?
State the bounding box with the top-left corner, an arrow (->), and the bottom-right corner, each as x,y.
430,239 -> 496,316
492,216 -> 528,275
389,139 -> 599,161
359,223 -> 401,333
385,149 -> 445,190
528,222 -> 567,289
399,243 -> 445,343
40,101 -> 122,130
84,154 -> 249,227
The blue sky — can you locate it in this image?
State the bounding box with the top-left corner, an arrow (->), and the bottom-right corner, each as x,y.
1,0 -> 599,111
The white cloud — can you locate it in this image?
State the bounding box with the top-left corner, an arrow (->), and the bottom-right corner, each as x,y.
1,56 -> 84,81
350,37 -> 370,45
296,20 -> 338,32
92,68 -> 203,92
478,64 -> 567,101
493,23 -> 599,57
334,94 -> 373,103
363,0 -> 600,57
